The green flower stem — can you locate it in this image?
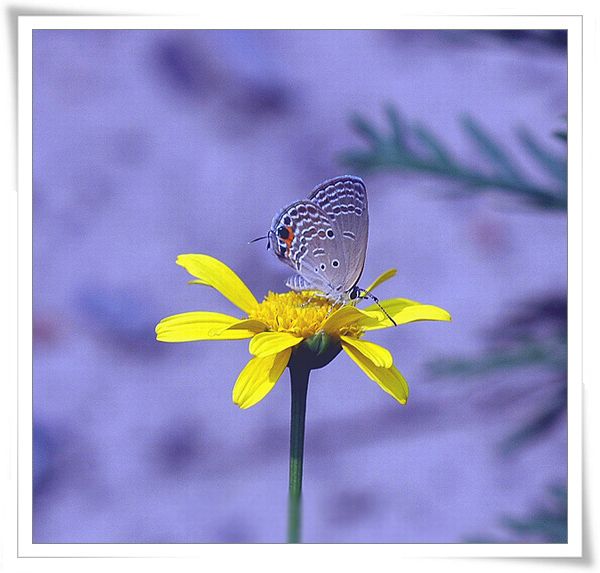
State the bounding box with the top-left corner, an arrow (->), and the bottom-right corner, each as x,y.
286,334 -> 342,543
288,361 -> 310,544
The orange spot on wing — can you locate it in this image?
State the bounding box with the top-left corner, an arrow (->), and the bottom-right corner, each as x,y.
283,226 -> 294,249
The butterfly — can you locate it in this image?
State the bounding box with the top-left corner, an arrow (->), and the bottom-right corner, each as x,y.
266,175 -> 369,304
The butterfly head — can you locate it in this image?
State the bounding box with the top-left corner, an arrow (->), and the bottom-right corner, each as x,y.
268,212 -> 297,263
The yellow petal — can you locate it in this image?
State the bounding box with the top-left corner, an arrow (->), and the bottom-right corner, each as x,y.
218,319 -> 268,334
364,269 -> 397,293
233,349 -> 291,409
359,299 -> 452,330
156,312 -> 255,342
340,336 -> 393,368
177,254 -> 259,313
249,331 -> 303,357
343,343 -> 409,404
321,305 -> 379,334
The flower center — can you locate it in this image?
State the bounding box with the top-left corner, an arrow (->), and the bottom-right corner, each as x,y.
248,291 -> 363,338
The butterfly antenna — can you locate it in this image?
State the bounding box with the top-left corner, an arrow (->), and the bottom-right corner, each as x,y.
248,230 -> 273,249
361,289 -> 397,326
248,235 -> 268,244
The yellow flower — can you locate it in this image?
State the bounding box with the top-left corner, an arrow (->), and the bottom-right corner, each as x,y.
156,254 -> 451,409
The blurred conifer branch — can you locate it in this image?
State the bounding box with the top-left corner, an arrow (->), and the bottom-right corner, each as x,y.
465,485 -> 567,543
428,295 -> 567,454
341,104 -> 567,211
500,386 -> 566,455
500,485 -> 567,543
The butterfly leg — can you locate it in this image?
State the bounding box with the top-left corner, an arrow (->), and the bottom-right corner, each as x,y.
295,292 -> 323,307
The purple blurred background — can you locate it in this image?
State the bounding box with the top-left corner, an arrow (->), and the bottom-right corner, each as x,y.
33,29 -> 567,543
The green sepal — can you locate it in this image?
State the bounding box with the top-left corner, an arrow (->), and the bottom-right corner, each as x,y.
289,332 -> 342,372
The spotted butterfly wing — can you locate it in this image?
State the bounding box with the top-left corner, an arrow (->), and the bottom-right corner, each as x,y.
308,175 -> 368,294
268,200 -> 346,298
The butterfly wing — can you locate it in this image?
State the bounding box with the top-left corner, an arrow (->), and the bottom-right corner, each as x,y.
309,175 -> 369,292
268,200 -> 346,297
